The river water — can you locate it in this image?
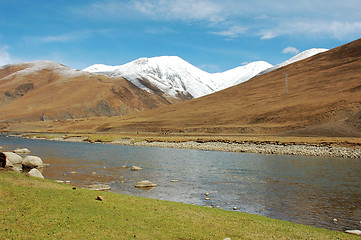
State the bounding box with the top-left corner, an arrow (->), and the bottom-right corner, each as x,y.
1,135 -> 360,231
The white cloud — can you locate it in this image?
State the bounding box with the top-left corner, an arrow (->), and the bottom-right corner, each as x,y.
282,46 -> 300,54
0,45 -> 12,66
132,0 -> 225,23
211,26 -> 247,38
260,20 -> 361,40
24,29 -> 112,44
77,0 -> 361,41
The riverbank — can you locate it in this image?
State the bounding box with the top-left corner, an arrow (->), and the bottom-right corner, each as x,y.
16,133 -> 361,158
1,170 -> 358,239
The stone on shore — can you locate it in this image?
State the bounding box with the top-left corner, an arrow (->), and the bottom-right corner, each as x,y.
28,168 -> 44,178
3,152 -> 23,164
131,166 -> 143,171
13,148 -> 31,154
22,156 -> 44,168
85,184 -> 111,191
135,180 -> 157,188
12,167 -> 22,173
345,230 -> 361,236
5,159 -> 14,168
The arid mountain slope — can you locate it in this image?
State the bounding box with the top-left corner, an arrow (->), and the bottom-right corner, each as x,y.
57,38 -> 361,137
0,61 -> 180,121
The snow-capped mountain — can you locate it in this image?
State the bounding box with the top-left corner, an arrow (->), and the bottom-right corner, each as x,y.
2,60 -> 90,79
83,48 -> 328,99
212,61 -> 273,88
83,57 -> 272,98
84,56 -> 216,98
258,48 -> 329,75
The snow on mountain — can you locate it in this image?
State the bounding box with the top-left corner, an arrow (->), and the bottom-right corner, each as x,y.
83,57 -> 271,98
258,48 -> 329,75
211,61 -> 273,90
83,49 -> 328,99
4,60 -> 90,79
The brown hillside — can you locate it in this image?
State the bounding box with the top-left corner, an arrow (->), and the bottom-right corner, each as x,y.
0,62 -> 180,121
48,38 -> 361,137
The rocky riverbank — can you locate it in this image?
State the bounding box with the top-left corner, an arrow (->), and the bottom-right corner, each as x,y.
14,134 -> 361,158
112,139 -> 361,159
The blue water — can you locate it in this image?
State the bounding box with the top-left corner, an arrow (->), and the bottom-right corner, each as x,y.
1,135 -> 360,231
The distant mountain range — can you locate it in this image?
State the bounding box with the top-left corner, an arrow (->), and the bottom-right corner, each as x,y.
83,48 -> 328,98
0,47 -> 328,122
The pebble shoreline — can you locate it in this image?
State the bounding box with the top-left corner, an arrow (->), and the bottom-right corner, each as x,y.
17,135 -> 361,158
111,139 -> 361,159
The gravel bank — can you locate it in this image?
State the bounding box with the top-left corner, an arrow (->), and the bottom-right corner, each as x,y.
111,139 -> 361,158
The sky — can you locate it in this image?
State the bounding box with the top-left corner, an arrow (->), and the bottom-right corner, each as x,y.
1,0 -> 361,73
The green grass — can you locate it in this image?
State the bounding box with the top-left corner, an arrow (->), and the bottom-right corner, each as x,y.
0,170 -> 357,240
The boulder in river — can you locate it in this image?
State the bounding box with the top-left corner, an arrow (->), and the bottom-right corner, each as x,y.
22,156 -> 44,168
135,180 -> 157,188
345,230 -> 361,236
85,184 -> 111,191
28,168 -> 44,178
13,148 -> 31,154
131,166 -> 143,171
3,152 -> 23,164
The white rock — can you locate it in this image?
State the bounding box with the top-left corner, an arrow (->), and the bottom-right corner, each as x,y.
5,159 -> 14,168
12,167 -> 22,173
345,230 -> 361,236
85,184 -> 111,191
3,152 -> 23,164
13,148 -> 31,154
28,168 -> 44,178
22,156 -> 44,168
135,180 -> 157,188
131,166 -> 143,171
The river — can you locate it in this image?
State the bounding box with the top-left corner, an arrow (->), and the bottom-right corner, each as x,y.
1,135 -> 360,231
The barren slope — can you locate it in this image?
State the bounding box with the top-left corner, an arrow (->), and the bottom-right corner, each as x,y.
0,61 -> 181,121
51,38 -> 361,137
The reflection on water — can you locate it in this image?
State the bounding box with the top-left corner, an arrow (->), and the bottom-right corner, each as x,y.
1,135 -> 360,231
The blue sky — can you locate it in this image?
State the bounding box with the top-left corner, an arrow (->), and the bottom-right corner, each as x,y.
1,0 -> 361,72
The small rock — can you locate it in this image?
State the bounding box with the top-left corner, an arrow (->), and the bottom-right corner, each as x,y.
204,198 -> 210,201
95,196 -> 104,201
226,203 -> 230,205
13,148 -> 31,154
65,180 -> 71,183
205,192 -> 209,196
333,218 -> 338,223
224,238 -> 231,240
86,184 -> 111,191
345,230 -> 361,236
22,156 -> 44,168
135,180 -> 157,188
28,168 -> 44,178
55,180 -> 64,183
131,166 -> 143,171
70,171 -> 77,174
233,207 -> 238,210
170,179 -> 180,182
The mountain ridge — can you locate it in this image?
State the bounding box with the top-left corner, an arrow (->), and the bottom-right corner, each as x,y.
83,48 -> 328,98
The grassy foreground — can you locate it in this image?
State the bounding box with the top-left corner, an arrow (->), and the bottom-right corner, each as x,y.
0,170 -> 357,240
